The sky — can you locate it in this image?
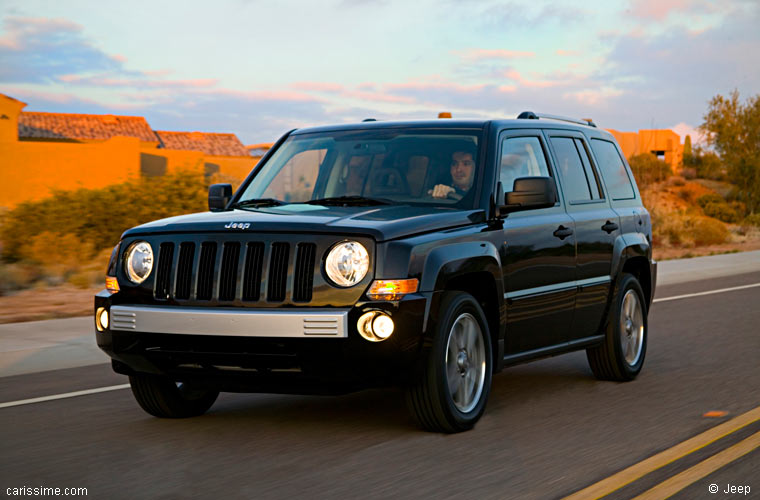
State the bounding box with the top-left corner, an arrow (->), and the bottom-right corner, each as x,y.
1,0 -> 758,145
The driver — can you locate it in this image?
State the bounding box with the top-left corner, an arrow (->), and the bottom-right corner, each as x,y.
429,149 -> 476,199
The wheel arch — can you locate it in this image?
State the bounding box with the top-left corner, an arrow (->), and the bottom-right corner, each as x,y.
419,241 -> 505,371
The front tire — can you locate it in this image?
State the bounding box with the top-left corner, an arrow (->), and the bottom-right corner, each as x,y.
587,273 -> 648,381
129,374 -> 218,418
406,292 -> 493,433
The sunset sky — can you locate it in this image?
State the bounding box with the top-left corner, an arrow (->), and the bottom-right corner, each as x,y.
1,0 -> 758,144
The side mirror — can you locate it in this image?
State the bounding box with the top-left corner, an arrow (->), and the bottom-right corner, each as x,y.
208,183 -> 232,212
498,177 -> 556,215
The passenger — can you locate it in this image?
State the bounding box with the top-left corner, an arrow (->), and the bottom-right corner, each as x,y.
429,149 -> 476,200
344,156 -> 371,195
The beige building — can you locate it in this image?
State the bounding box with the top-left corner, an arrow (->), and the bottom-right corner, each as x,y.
606,128 -> 683,172
1,93 -> 259,208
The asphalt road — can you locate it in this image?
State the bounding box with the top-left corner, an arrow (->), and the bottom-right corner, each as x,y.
1,272 -> 759,499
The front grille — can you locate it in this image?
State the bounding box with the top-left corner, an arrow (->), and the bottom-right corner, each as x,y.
155,243 -> 174,299
150,238 -> 328,305
175,242 -> 195,300
243,242 -> 264,301
219,242 -> 241,301
196,242 -> 217,300
267,243 -> 290,302
293,243 -> 316,302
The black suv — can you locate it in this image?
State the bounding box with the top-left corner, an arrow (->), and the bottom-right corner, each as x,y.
95,112 -> 656,433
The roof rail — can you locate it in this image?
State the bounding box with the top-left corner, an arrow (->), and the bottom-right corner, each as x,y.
362,118 -> 377,122
517,111 -> 596,128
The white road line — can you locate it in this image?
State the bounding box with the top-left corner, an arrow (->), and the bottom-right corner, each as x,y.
0,384 -> 130,409
654,282 -> 760,303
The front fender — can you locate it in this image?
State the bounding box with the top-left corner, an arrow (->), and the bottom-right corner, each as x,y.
419,241 -> 502,292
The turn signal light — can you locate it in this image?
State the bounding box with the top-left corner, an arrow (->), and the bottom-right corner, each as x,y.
367,279 -> 419,301
105,276 -> 120,293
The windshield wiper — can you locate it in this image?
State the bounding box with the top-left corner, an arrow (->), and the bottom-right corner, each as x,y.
305,196 -> 392,206
230,198 -> 287,209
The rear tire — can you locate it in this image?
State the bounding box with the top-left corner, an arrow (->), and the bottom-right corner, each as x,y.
129,374 -> 218,418
406,291 -> 493,433
587,273 -> 648,381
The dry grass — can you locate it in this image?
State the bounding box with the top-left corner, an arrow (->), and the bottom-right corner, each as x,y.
0,284 -> 101,324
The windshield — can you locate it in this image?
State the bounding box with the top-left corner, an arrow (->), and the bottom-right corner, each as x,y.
238,129 -> 482,208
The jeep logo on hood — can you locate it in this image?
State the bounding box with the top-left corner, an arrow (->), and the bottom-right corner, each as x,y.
224,222 -> 250,229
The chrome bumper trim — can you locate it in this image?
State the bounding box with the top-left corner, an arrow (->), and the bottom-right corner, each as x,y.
109,305 -> 349,338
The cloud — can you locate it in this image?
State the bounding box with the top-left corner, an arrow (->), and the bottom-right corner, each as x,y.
454,48 -> 535,61
627,0 -> 692,20
670,122 -> 705,145
479,2 -> 587,28
597,3 -> 760,128
57,74 -> 219,89
290,81 -> 345,93
0,16 -> 125,83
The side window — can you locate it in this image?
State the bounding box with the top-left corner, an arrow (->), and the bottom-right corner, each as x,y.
590,139 -> 635,200
574,139 -> 602,199
500,136 -> 550,192
550,137 -> 592,202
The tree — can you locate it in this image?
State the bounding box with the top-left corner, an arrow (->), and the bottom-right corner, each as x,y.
700,90 -> 760,213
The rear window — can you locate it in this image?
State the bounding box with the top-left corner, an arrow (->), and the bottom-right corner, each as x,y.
590,139 -> 635,200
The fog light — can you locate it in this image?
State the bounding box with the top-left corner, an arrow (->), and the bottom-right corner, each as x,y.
372,314 -> 394,339
95,307 -> 108,332
357,311 -> 395,342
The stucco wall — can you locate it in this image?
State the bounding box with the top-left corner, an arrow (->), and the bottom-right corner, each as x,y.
0,136 -> 141,208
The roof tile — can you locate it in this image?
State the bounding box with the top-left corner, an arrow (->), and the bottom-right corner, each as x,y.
155,131 -> 249,157
18,112 -> 158,142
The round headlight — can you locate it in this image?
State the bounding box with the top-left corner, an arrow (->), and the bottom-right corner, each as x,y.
125,241 -> 153,284
325,241 -> 369,287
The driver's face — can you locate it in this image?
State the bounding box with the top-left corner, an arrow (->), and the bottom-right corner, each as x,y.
450,152 -> 475,190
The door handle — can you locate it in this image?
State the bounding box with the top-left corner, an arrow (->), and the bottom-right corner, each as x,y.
602,221 -> 619,233
553,225 -> 573,240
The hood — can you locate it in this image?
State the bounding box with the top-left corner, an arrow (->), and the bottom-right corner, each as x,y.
121,204 -> 486,242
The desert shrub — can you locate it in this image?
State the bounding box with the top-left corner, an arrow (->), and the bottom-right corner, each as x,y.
702,202 -> 739,223
669,177 -> 686,187
696,193 -> 725,209
628,153 -> 672,186
688,216 -> 729,245
729,201 -> 747,218
744,214 -> 760,227
681,167 -> 697,180
0,262 -> 45,295
1,169 -> 208,262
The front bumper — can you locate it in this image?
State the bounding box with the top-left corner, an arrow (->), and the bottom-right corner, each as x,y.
95,291 -> 429,392
110,305 -> 350,338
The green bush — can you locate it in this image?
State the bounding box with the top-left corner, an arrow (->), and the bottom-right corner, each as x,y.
696,193 -> 725,209
628,153 -> 672,186
702,202 -> 739,223
744,214 -> 760,227
1,170 -> 208,262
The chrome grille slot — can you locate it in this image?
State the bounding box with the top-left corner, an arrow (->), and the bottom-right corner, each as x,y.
154,242 -> 174,299
111,309 -> 136,330
293,243 -> 316,303
303,317 -> 339,336
219,242 -> 241,301
196,242 -> 217,301
175,242 -> 195,300
243,242 -> 264,301
267,242 -> 290,302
